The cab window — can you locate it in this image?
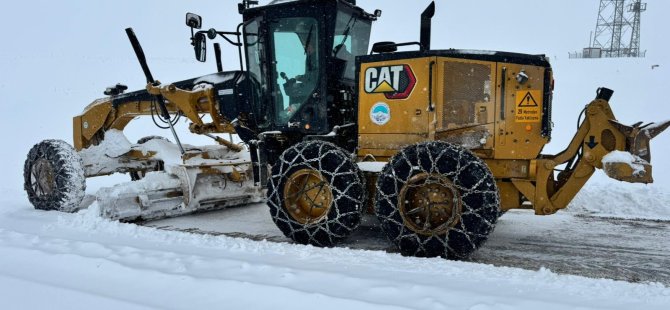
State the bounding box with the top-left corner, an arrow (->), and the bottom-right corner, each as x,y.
270,18 -> 320,124
333,11 -> 372,80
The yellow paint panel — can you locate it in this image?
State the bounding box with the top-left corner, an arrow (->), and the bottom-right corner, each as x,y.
357,57 -> 433,159
494,63 -> 549,159
515,90 -> 542,123
358,57 -> 431,135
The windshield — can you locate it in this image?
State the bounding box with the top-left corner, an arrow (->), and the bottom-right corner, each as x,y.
270,17 -> 320,125
333,10 -> 372,80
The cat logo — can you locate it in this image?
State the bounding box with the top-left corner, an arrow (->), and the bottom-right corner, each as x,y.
364,65 -> 416,100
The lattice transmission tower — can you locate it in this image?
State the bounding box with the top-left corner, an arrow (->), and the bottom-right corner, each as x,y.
571,0 -> 646,59
627,0 -> 646,57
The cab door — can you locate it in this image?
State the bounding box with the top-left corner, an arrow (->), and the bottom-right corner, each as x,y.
265,9 -> 327,134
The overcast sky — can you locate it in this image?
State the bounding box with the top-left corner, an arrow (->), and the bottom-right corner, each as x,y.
0,0 -> 668,189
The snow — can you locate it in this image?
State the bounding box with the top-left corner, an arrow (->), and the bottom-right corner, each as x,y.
79,129 -> 132,159
78,130 -> 136,177
358,161 -> 387,173
568,182 -> 670,221
97,172 -> 182,197
2,0 -> 670,308
136,138 -> 183,167
602,150 -> 647,175
450,49 -> 498,56
43,140 -> 87,213
1,199 -> 669,309
193,72 -> 236,85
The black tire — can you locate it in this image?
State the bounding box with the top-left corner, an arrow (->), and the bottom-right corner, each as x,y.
375,141 -> 500,259
130,136 -> 168,181
267,141 -> 365,247
24,140 -> 86,212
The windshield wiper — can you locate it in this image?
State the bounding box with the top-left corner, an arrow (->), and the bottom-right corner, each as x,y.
333,15 -> 358,56
304,24 -> 315,55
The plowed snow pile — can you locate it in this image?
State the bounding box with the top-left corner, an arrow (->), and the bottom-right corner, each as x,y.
568,183 -> 670,221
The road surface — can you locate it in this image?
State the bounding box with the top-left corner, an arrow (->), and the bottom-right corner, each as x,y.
146,203 -> 670,285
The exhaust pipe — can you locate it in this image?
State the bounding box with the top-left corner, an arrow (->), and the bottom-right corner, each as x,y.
420,2 -> 435,51
214,43 -> 224,73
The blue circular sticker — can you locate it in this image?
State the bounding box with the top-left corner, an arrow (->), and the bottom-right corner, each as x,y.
370,102 -> 391,126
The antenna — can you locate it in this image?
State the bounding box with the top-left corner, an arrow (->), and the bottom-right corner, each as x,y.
570,0 -> 646,59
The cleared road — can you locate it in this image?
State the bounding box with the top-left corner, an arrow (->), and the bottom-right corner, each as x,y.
146,203 -> 670,285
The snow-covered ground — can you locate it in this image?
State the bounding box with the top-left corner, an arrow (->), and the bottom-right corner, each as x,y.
2,0 -> 670,309
1,194 -> 669,309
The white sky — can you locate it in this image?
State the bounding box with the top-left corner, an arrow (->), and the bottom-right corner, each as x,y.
0,0 -> 668,189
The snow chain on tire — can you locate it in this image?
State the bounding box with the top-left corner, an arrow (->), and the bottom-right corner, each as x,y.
375,141 -> 500,258
267,141 -> 365,247
24,140 -> 86,212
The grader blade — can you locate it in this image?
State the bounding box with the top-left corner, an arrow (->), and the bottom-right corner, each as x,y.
98,187 -> 187,221
96,170 -> 261,222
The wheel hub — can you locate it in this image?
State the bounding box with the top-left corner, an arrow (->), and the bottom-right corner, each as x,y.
31,158 -> 55,198
398,173 -> 462,235
283,169 -> 334,224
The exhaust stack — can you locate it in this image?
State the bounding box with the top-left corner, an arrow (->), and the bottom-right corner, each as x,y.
420,2 -> 435,51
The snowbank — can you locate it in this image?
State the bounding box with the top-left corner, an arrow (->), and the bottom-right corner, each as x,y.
568,183 -> 670,221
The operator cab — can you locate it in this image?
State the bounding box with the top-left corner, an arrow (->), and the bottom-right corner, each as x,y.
241,0 -> 376,149
186,0 -> 377,164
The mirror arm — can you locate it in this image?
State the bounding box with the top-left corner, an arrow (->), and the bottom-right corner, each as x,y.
196,30 -> 242,46
216,31 -> 243,47
221,35 -> 243,47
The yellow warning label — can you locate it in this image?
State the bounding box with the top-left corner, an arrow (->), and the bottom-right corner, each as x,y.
515,90 -> 543,123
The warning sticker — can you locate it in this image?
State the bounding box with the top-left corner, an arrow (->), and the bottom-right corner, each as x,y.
515,90 -> 543,123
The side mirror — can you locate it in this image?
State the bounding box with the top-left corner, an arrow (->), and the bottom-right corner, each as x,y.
186,13 -> 202,29
371,41 -> 398,54
194,32 -> 207,62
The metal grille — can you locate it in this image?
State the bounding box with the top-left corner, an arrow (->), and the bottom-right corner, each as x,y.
442,62 -> 492,129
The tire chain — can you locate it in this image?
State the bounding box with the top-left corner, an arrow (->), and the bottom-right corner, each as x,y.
267,141 -> 365,247
375,141 -> 500,258
24,140 -> 86,212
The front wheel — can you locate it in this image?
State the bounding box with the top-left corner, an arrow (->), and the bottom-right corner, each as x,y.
24,140 -> 86,212
375,141 -> 500,259
267,141 -> 365,247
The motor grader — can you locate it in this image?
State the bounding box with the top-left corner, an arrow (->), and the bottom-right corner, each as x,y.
24,0 -> 669,259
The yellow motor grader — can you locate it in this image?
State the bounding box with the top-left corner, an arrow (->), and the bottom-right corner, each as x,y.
24,0 -> 669,258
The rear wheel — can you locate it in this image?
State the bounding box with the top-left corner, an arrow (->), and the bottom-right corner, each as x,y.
375,141 -> 500,259
267,141 -> 365,247
24,140 -> 86,212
